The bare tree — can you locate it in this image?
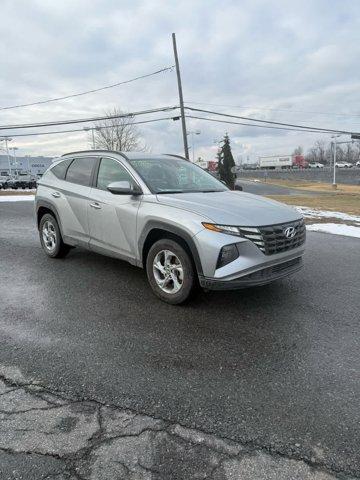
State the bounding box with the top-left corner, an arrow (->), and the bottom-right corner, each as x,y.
324,144 -> 333,165
305,147 -> 318,164
91,108 -> 146,152
292,146 -> 303,156
314,140 -> 326,164
354,142 -> 360,162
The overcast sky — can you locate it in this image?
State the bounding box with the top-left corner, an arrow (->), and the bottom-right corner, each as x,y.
1,0 -> 360,162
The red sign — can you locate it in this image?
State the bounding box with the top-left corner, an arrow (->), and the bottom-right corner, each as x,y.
207,161 -> 218,172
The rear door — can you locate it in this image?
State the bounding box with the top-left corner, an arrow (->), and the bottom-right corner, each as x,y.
88,156 -> 141,260
60,156 -> 97,245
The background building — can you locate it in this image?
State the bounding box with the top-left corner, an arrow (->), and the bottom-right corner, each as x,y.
0,155 -> 54,176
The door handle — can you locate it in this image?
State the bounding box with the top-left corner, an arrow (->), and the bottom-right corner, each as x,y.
90,202 -> 101,209
51,191 -> 61,198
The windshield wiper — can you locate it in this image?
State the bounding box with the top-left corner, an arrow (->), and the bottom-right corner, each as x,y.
200,189 -> 224,193
156,189 -> 224,194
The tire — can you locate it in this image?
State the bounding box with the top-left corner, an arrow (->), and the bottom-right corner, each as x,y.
146,238 -> 196,305
39,213 -> 71,258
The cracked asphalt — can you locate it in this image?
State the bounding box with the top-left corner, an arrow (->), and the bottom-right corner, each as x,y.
0,368 -> 353,480
0,201 -> 359,479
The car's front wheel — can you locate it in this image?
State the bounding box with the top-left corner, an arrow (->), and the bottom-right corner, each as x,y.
39,213 -> 70,258
146,239 -> 196,305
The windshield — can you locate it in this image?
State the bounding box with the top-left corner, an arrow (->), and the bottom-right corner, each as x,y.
128,157 -> 227,194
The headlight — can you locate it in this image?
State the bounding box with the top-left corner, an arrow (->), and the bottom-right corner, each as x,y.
202,223 -> 261,238
202,223 -> 242,236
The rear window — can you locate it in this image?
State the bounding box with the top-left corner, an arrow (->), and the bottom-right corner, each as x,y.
65,157 -> 96,186
51,158 -> 73,180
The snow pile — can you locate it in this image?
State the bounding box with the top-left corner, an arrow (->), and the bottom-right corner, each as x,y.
296,206 -> 360,223
307,223 -> 360,238
0,195 -> 35,202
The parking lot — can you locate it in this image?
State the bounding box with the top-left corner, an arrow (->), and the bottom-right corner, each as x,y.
0,200 -> 359,478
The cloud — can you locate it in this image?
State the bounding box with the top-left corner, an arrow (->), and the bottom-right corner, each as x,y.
1,0 -> 360,160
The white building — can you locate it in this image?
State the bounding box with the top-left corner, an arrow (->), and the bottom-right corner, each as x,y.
0,155 -> 53,176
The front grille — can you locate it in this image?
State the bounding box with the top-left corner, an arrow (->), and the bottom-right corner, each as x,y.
239,219 -> 306,255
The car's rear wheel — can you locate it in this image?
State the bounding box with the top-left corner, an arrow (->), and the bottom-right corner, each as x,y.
39,213 -> 70,258
146,239 -> 196,305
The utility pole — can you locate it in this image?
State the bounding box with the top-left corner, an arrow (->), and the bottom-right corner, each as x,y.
331,134 -> 341,189
172,33 -> 189,160
83,127 -> 96,149
1,137 -> 13,176
26,155 -> 31,175
11,147 -> 18,175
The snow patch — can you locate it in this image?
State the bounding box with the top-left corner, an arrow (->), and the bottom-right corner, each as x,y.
307,223 -> 360,238
0,195 -> 35,202
296,206 -> 360,223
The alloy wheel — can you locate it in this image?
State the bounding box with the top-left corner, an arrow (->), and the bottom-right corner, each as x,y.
42,220 -> 57,253
153,249 -> 184,294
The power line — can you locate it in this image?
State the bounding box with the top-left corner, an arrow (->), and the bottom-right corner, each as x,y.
186,115 -> 332,134
0,106 -> 179,131
0,66 -> 175,111
5,117 -> 178,138
185,101 -> 360,119
185,106 -> 359,135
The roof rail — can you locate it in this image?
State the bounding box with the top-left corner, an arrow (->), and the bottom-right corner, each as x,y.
61,149 -> 121,157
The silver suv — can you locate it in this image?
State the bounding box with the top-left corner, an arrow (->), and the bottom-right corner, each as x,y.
35,151 -> 305,304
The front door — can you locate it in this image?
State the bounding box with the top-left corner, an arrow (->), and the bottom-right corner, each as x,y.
88,157 -> 141,260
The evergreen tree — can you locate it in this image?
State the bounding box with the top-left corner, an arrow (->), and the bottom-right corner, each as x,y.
218,134 -> 235,189
216,147 -> 225,180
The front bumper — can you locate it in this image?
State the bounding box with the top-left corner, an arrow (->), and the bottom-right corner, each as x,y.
199,256 -> 303,290
193,225 -> 305,290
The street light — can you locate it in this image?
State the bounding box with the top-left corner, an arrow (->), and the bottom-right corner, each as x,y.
0,136 -> 13,176
187,130 -> 201,162
83,126 -> 100,150
11,147 -> 19,175
331,134 -> 342,189
25,155 -> 31,175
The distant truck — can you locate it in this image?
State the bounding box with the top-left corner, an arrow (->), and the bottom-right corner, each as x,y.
259,155 -> 308,170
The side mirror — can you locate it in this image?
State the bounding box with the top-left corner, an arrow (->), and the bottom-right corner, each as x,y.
234,184 -> 243,191
107,181 -> 142,195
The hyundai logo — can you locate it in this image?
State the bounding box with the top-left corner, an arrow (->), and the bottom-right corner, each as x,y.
284,226 -> 296,238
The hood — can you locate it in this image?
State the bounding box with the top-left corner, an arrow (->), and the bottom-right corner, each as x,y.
156,191 -> 302,226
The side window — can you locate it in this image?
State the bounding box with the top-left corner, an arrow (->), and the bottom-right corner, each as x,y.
96,157 -> 134,191
51,158 -> 73,180
65,157 -> 96,186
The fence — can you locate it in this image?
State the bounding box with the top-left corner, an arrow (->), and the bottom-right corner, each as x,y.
236,167 -> 360,185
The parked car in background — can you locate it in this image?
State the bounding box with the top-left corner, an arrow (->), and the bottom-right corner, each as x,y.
336,162 -> 353,168
0,173 -> 37,189
356,161 -> 360,167
308,162 -> 324,168
35,151 -> 306,304
0,175 -> 10,189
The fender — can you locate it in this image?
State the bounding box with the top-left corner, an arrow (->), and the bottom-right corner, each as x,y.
138,220 -> 203,276
36,199 -> 79,247
35,199 -> 62,229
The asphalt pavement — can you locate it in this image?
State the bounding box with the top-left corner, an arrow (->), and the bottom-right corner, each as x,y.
0,201 -> 359,478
